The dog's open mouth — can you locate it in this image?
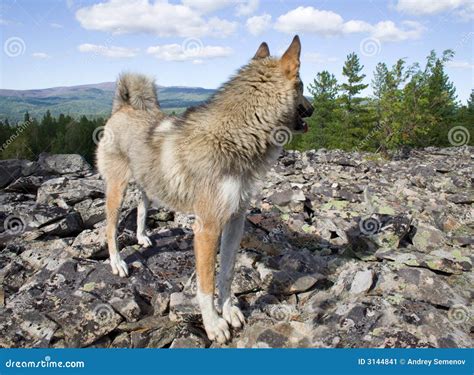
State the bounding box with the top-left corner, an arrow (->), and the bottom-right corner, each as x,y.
294,117 -> 309,133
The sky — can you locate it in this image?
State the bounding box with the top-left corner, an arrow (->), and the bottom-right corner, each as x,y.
1,0 -> 473,102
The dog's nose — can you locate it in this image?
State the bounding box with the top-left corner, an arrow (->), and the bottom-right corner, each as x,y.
298,104 -> 313,118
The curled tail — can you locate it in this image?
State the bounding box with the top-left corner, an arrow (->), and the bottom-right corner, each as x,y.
112,73 -> 159,114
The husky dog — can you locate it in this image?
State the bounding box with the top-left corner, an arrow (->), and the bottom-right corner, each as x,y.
96,35 -> 313,343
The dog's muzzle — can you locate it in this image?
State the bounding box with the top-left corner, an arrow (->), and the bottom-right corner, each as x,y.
294,103 -> 314,133
298,103 -> 314,118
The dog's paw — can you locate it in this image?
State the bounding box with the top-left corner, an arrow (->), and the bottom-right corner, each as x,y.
110,255 -> 129,277
203,316 -> 231,344
222,300 -> 245,329
137,234 -> 152,248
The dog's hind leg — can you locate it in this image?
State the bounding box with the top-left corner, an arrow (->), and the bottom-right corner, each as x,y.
193,217 -> 230,343
105,171 -> 130,277
136,189 -> 152,247
217,212 -> 246,329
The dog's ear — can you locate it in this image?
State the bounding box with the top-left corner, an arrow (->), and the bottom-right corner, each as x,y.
253,42 -> 270,60
280,35 -> 301,79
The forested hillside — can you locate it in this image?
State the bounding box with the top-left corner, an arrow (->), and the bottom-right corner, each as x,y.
1,50 -> 472,164
0,83 -> 215,121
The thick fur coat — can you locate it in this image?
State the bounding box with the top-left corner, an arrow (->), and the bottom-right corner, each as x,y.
95,36 -> 313,343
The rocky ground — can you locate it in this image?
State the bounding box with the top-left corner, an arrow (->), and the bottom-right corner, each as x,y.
0,147 -> 472,348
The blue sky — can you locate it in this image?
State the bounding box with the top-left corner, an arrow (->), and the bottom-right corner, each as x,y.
1,0 -> 473,102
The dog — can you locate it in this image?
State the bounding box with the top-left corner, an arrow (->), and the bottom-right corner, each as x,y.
96,35 -> 314,343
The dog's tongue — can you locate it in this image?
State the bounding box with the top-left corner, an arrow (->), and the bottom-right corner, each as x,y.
303,120 -> 308,133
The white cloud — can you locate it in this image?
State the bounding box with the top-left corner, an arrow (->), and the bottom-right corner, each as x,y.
342,20 -> 373,34
275,7 -> 344,36
236,0 -> 259,16
182,0 -> 233,14
78,43 -> 138,58
50,23 -> 63,28
274,6 -> 425,42
304,52 -> 338,64
146,43 -> 233,63
395,0 -> 470,15
76,0 -> 237,38
32,52 -> 51,59
246,14 -> 271,36
182,0 -> 259,16
446,60 -> 474,69
372,20 -> 425,42
455,2 -> 474,20
0,18 -> 21,26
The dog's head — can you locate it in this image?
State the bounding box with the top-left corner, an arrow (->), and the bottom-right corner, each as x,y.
253,36 -> 314,134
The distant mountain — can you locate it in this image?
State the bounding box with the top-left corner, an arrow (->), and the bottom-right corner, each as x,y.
0,82 -> 216,122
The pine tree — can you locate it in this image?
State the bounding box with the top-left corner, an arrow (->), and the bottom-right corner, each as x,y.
377,59 -> 409,149
339,52 -> 371,149
372,63 -> 388,101
452,89 -> 474,146
307,71 -> 339,129
402,50 -> 457,147
341,53 -> 368,111
372,62 -> 388,130
306,71 -> 340,149
0,119 -> 13,153
468,90 -> 474,111
23,111 -> 31,124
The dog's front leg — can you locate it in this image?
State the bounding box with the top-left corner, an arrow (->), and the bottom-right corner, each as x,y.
136,189 -> 152,247
193,218 -> 230,343
217,212 -> 245,329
